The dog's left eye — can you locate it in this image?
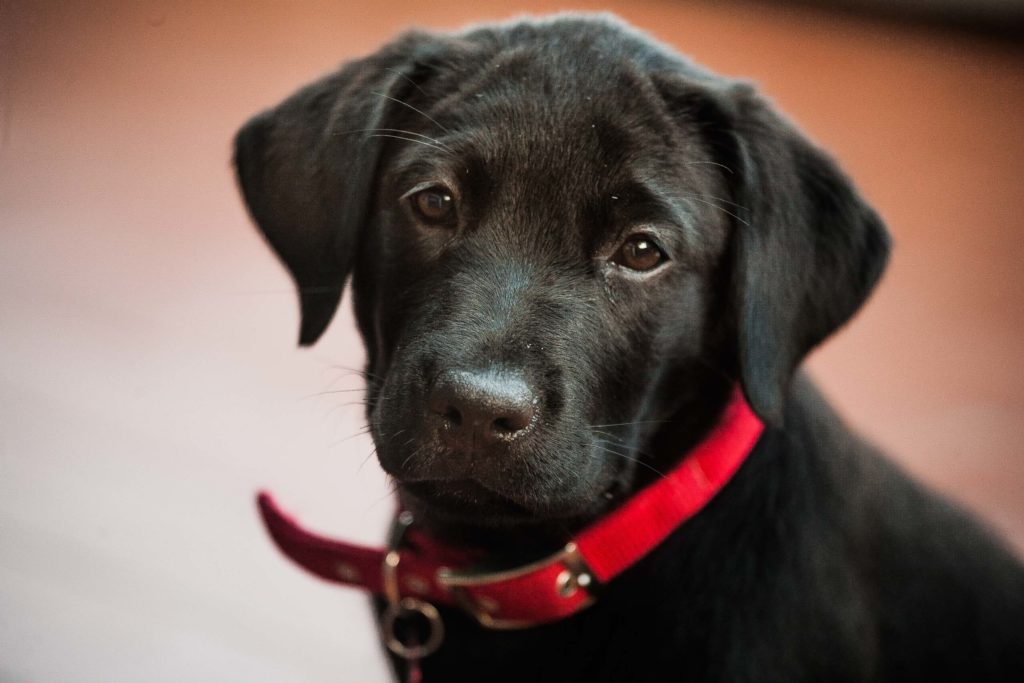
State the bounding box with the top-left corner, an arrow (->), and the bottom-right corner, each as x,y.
611,234 -> 668,272
409,186 -> 456,226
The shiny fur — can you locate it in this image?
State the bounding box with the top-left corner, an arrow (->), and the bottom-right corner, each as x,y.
234,14 -> 1024,682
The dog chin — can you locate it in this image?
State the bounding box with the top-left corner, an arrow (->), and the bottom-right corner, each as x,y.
398,479 -> 527,525
396,477 -> 603,531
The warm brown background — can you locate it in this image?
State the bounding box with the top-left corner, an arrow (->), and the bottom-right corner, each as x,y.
1,1 -> 1022,681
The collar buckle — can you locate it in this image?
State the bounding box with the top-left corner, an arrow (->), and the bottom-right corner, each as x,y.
436,541 -> 598,629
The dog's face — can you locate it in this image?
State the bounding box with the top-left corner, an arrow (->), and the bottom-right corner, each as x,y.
235,16 -> 888,534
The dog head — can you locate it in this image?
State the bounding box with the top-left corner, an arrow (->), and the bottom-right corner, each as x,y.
235,15 -> 888,535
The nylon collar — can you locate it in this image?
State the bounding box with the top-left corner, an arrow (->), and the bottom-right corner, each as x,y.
256,387 -> 763,632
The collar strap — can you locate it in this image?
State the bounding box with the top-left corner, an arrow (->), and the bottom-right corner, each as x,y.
256,387 -> 763,630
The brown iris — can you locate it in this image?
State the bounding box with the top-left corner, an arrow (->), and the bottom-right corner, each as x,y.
411,187 -> 455,225
612,235 -> 667,272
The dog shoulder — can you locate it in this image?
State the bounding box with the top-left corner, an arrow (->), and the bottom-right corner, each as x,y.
780,375 -> 1024,677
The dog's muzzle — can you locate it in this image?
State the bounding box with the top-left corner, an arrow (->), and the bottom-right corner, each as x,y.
255,387 -> 763,663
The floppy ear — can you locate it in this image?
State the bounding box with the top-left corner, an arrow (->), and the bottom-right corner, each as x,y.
721,85 -> 891,423
234,33 -> 436,345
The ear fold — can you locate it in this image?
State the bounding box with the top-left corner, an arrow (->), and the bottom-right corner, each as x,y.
233,32 -> 436,345
723,85 -> 890,423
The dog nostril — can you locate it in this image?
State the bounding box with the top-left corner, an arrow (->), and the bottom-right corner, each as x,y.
428,392 -> 464,429
491,409 -> 534,437
443,406 -> 462,428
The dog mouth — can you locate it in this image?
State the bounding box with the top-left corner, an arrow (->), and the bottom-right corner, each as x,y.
400,479 -> 534,520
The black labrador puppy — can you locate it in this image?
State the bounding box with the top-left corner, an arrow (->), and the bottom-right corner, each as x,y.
235,14 -> 1023,682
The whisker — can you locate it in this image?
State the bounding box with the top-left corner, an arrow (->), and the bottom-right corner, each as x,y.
325,363 -> 385,384
329,426 -> 373,447
591,432 -> 658,461
677,195 -> 750,226
373,428 -> 405,453
682,160 -> 734,174
299,387 -> 366,400
384,67 -> 429,97
337,127 -> 454,153
316,373 -> 359,395
591,428 -> 625,442
365,482 -> 400,513
399,445 -> 422,473
592,443 -> 669,480
675,192 -> 747,210
356,447 -> 378,475
323,402 -> 364,421
333,400 -> 373,409
370,91 -> 451,134
366,133 -> 452,155
586,420 -> 669,429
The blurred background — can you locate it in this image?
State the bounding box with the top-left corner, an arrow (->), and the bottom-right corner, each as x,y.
1,1 -> 1022,681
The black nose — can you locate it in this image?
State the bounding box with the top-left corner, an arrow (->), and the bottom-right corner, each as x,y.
427,368 -> 538,445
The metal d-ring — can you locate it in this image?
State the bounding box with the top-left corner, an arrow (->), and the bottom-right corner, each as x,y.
381,596 -> 445,659
380,511 -> 445,659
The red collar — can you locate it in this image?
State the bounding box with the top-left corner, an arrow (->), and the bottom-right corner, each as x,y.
257,387 -> 763,636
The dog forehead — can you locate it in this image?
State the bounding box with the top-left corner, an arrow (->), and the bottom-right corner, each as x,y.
375,20 -> 724,252
431,34 -> 671,154
403,45 -> 687,215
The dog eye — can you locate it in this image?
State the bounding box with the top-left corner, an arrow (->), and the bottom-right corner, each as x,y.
409,186 -> 456,225
611,235 -> 667,272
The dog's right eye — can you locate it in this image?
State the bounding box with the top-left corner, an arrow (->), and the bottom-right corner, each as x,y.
408,186 -> 457,226
610,234 -> 668,272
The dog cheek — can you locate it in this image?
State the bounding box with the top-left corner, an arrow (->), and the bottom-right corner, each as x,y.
656,273 -> 712,359
369,359 -> 427,476
531,434 -> 619,510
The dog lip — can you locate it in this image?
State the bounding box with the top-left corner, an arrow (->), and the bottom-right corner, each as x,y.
401,479 -> 532,517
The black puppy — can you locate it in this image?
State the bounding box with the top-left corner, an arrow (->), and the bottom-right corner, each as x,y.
235,14 -> 1024,682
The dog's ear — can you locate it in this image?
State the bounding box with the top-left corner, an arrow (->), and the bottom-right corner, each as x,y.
657,75 -> 890,423
234,33 -> 438,346
722,85 -> 891,423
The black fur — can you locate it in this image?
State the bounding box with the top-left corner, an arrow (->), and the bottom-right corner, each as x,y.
234,14 -> 1024,682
